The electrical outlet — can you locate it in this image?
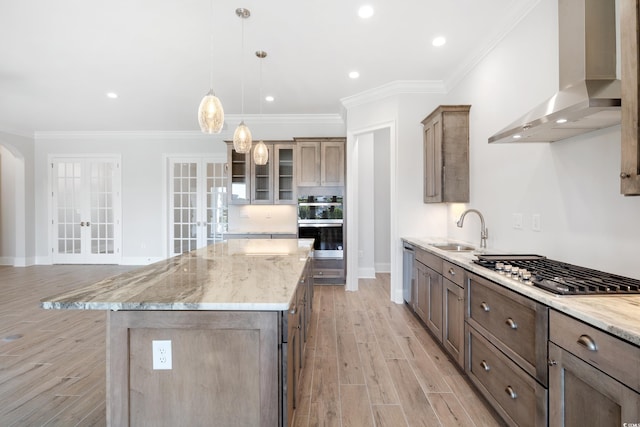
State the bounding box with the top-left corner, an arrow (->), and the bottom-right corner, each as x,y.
532,214 -> 541,232
152,340 -> 172,370
512,213 -> 523,230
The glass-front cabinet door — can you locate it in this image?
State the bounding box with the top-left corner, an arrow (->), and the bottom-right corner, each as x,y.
274,144 -> 296,204
251,144 -> 273,204
227,145 -> 250,205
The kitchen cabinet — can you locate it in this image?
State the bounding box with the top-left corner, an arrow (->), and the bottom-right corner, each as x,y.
621,0 -> 640,195
295,137 -> 345,187
422,105 -> 470,203
466,272 -> 548,426
410,247 -> 466,368
227,142 -> 296,205
224,233 -> 297,239
548,310 -> 640,426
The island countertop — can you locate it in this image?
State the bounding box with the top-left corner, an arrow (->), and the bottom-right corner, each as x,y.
41,238 -> 314,312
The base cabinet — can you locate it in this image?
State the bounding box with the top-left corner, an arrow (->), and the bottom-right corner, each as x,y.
548,343 -> 640,426
442,278 -> 464,367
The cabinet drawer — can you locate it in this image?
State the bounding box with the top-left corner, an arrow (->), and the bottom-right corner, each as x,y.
442,260 -> 465,288
415,249 -> 442,273
468,327 -> 547,427
468,273 -> 548,384
549,310 -> 640,393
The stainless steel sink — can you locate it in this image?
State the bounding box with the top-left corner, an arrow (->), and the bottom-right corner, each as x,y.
430,243 -> 475,252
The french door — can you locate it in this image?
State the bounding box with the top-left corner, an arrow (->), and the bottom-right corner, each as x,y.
168,158 -> 227,256
50,156 -> 122,264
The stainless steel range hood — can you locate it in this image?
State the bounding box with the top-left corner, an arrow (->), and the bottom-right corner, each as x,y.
489,0 -> 621,144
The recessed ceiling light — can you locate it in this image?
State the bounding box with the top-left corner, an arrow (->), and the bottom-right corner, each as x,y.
265,95 -> 274,102
106,92 -> 118,99
349,71 -> 360,79
513,134 -> 522,139
432,36 -> 446,47
556,118 -> 568,124
358,5 -> 374,19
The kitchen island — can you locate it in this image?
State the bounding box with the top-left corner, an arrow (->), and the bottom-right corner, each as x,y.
42,238 -> 314,427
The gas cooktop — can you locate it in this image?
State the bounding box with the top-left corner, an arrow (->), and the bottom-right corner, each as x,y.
473,254 -> 640,296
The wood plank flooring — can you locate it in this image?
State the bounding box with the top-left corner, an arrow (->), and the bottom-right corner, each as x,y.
0,266 -> 503,426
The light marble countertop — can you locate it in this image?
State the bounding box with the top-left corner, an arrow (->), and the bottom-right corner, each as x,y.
41,239 -> 314,312
403,237 -> 640,347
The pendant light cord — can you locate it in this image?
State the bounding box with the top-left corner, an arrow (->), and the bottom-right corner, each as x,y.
240,16 -> 245,117
209,0 -> 214,89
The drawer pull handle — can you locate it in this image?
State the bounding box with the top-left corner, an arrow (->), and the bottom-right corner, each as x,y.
448,268 -> 456,276
290,307 -> 297,315
577,334 -> 598,352
480,360 -> 491,371
505,318 -> 518,329
505,386 -> 517,399
480,302 -> 490,312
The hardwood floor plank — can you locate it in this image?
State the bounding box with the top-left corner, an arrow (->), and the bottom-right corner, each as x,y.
350,310 -> 377,343
443,374 -> 504,427
371,405 -> 409,427
337,332 -> 364,385
367,310 -> 406,360
357,342 -> 399,405
386,358 -> 441,427
340,384 -> 374,427
428,393 -> 475,427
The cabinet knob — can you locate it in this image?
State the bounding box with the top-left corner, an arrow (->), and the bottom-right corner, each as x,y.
505,318 -> 518,329
505,386 -> 518,399
480,360 -> 491,371
621,172 -> 631,179
480,302 -> 490,312
577,334 -> 598,352
448,268 -> 455,276
548,359 -> 558,366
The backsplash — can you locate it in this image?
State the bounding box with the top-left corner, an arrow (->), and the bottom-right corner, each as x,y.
228,205 -> 298,233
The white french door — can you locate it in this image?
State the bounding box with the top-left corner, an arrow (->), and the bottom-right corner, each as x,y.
168,158 -> 227,256
50,156 -> 122,264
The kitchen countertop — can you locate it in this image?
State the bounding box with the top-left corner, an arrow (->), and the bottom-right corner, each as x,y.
403,237 -> 640,347
41,239 -> 314,312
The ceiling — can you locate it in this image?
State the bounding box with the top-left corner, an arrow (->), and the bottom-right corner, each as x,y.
0,0 -> 538,135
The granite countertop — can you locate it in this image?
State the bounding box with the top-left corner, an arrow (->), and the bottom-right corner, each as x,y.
41,239 -> 314,312
403,237 -> 640,347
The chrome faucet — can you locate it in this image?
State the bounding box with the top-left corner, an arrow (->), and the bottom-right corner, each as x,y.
456,209 -> 488,249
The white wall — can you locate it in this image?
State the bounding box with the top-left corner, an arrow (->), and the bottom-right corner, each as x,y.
444,0 -> 640,279
373,128 -> 391,273
357,133 -> 375,278
34,118 -> 344,264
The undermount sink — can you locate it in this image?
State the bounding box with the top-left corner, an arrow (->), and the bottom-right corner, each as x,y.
430,243 -> 475,252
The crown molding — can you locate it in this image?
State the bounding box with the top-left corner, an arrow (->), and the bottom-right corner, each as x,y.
33,114 -> 345,140
340,80 -> 446,110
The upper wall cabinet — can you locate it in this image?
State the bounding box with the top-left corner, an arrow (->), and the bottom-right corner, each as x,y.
227,141 -> 297,205
422,105 -> 471,203
621,0 -> 640,196
295,138 -> 345,187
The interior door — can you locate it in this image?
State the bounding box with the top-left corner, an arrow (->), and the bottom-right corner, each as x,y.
168,158 -> 227,256
51,157 -> 121,264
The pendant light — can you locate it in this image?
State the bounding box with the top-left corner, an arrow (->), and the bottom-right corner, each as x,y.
253,50 -> 269,166
198,0 -> 224,134
233,8 -> 252,153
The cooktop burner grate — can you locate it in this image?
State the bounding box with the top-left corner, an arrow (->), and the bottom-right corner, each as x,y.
473,255 -> 640,295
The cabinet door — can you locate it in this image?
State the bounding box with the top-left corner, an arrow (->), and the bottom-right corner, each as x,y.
251,144 -> 273,204
549,342 -> 640,427
423,114 -> 443,202
413,262 -> 429,321
443,278 -> 464,368
425,265 -> 443,342
228,145 -> 251,204
274,145 -> 296,204
621,0 -> 640,195
296,141 -> 321,186
321,141 -> 344,186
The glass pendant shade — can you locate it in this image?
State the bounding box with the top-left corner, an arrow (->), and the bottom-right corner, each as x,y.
198,90 -> 225,134
233,121 -> 252,153
253,140 -> 269,165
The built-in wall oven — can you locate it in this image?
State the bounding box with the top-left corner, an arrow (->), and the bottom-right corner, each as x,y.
298,196 -> 344,281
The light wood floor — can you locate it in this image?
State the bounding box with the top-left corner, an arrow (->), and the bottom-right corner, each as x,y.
0,266 -> 503,426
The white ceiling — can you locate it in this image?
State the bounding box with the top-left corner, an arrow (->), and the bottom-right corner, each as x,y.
0,0 -> 538,134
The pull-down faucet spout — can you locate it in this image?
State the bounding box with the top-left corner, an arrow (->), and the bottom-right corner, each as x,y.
456,209 -> 488,249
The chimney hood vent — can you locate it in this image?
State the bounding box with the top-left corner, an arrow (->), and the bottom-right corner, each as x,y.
489,0 -> 621,144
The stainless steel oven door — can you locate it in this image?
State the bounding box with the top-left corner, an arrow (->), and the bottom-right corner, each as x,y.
297,221 -> 343,259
